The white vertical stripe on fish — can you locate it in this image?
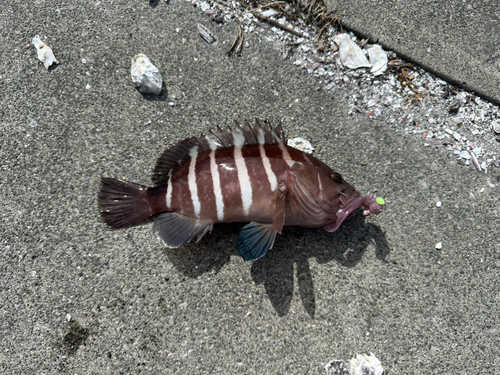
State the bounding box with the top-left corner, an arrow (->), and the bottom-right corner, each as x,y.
188,146 -> 201,217
209,149 -> 225,221
279,143 -> 294,168
166,173 -> 173,209
259,144 -> 277,192
234,146 -> 252,216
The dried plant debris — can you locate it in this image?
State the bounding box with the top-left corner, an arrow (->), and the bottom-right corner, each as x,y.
227,21 -> 244,56
325,353 -> 384,375
190,0 -> 499,173
32,36 -> 59,69
131,54 -> 163,95
198,23 -> 216,44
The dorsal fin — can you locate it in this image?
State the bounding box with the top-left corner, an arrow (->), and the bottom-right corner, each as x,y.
152,120 -> 287,185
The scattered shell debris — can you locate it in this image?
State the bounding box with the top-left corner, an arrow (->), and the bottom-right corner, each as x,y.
325,353 -> 384,375
32,36 -> 59,69
131,54 -> 163,95
197,23 -> 216,44
288,137 -> 314,154
186,0 -> 499,173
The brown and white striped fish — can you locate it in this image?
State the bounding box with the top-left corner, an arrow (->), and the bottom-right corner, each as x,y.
98,120 -> 385,260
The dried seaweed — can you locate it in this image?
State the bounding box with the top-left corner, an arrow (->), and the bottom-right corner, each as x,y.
227,21 -> 244,56
228,0 -> 342,57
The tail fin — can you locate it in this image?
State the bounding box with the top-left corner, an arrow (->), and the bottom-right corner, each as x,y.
98,177 -> 152,229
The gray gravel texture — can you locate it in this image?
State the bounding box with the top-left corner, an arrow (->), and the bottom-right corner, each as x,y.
326,0 -> 500,105
1,1 -> 500,374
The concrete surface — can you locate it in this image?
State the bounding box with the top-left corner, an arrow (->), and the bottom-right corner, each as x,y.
1,0 -> 500,374
326,0 -> 500,105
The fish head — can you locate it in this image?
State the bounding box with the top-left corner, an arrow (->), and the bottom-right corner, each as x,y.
288,163 -> 385,231
318,171 -> 360,214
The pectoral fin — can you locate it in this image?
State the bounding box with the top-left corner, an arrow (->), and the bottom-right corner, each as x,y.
272,186 -> 287,234
237,223 -> 277,261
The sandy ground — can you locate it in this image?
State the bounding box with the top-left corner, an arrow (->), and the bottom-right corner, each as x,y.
1,1 -> 500,374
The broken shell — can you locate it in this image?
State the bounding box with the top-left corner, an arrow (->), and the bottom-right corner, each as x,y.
261,9 -> 277,17
333,33 -> 371,70
32,36 -> 59,69
367,45 -> 388,76
435,242 -> 443,250
131,54 -> 163,95
288,137 -> 314,154
197,23 -> 216,44
349,353 -> 384,375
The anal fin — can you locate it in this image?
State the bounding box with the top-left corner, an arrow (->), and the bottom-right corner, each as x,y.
237,223 -> 277,261
153,212 -> 212,248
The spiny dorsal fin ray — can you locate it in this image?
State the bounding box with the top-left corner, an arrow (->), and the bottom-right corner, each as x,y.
152,120 -> 286,186
152,136 -> 211,185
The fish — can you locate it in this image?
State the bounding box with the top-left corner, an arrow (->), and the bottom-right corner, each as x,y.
98,120 -> 385,260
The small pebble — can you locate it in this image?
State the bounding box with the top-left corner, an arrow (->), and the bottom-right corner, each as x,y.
435,242 -> 442,250
436,201 -> 442,207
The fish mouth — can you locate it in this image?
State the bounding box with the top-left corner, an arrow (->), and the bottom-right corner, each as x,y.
323,195 -> 385,233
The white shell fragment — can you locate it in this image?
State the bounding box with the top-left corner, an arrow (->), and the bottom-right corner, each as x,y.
261,9 -> 277,17
469,150 -> 482,171
492,120 -> 500,134
325,353 -> 384,375
349,353 -> 384,375
197,23 -> 216,44
368,45 -> 388,76
32,36 -> 59,69
131,54 -> 163,95
288,137 -> 314,154
333,33 -> 371,70
435,242 -> 443,250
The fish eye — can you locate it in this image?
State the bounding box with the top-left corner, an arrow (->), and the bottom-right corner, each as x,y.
330,173 -> 343,184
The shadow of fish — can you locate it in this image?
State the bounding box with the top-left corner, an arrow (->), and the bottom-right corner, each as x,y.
98,120 -> 385,260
